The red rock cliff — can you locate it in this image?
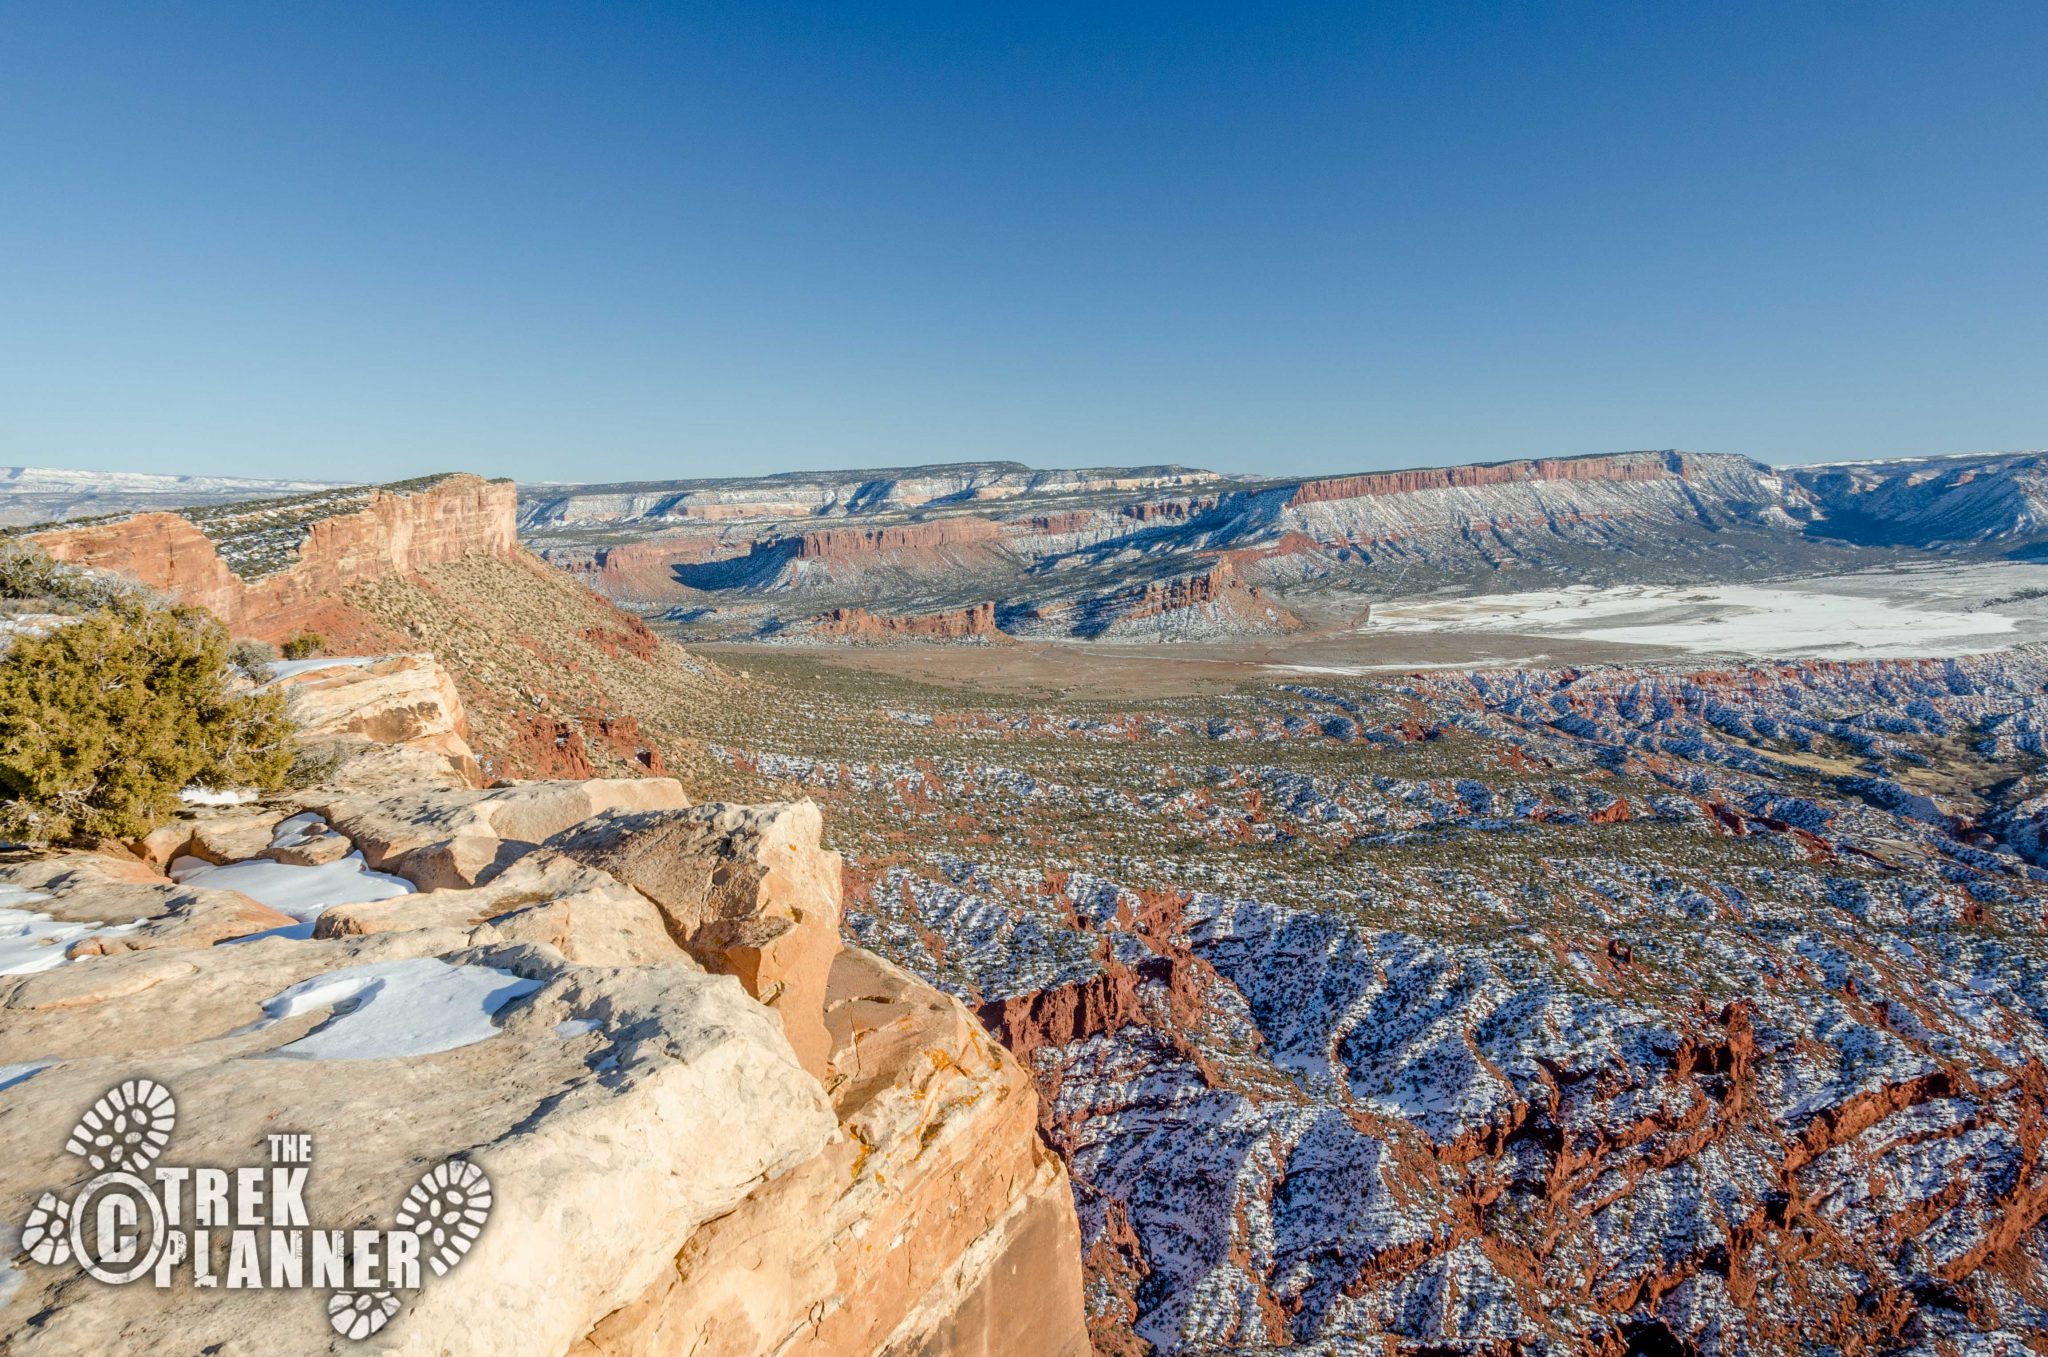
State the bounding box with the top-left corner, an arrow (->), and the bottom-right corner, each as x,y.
32,475 -> 518,643
789,517 -> 1006,559
546,533 -> 729,603
806,602 -> 1008,642
1288,451 -> 1687,507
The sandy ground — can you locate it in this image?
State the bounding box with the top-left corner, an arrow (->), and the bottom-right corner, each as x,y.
700,561 -> 2048,698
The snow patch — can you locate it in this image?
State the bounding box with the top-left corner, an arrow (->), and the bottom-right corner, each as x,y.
258,655 -> 384,685
169,852 -> 411,923
0,892 -> 141,975
0,1060 -> 56,1093
180,786 -> 259,807
254,958 -> 541,1061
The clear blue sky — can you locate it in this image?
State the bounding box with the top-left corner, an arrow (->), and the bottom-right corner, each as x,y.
2,2 -> 2042,484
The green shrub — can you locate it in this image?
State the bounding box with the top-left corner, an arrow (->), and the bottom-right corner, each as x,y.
0,600 -> 297,843
280,630 -> 326,660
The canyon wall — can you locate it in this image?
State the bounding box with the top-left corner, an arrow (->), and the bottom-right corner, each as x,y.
518,463 -> 1219,530
518,450 -> 1851,643
1285,450 -> 1686,507
790,518 -> 1008,559
31,474 -> 518,643
1009,558 -> 1305,640
548,535 -> 730,604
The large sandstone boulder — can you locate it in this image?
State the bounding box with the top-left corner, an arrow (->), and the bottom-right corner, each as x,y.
316,849 -> 687,967
545,802 -> 842,1078
0,929 -> 837,1355
269,654 -> 476,768
312,777 -> 692,891
182,810 -> 290,865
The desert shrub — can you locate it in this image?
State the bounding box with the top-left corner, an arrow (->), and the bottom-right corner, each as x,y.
280,630 -> 326,660
229,638 -> 278,681
0,539 -> 60,599
0,539 -> 130,612
0,600 -> 296,843
285,741 -> 346,789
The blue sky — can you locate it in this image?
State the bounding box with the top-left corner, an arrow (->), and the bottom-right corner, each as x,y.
2,2 -> 2042,484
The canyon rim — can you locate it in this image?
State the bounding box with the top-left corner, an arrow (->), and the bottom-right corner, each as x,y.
7,455 -> 2048,1354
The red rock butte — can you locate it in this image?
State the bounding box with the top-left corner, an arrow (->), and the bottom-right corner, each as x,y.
788,517 -> 1009,559
807,601 -> 1008,641
31,474 -> 519,643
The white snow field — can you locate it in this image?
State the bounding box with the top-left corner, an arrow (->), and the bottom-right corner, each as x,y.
1367,580 -> 2023,660
255,958 -> 543,1060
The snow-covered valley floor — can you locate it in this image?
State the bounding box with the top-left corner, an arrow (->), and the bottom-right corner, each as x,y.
1357,561 -> 2048,663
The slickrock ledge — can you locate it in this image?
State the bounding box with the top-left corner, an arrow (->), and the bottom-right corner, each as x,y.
0,657 -> 1091,1356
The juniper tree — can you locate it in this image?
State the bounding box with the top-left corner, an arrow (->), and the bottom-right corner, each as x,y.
0,600 -> 296,842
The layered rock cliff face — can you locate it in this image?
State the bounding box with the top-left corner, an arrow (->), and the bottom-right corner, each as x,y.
522,451 -> 1874,642
30,475 -> 518,643
1789,450 -> 2048,550
798,602 -> 1009,643
791,519 -> 1010,560
552,536 -> 728,605
0,655 -> 1092,1356
1284,449 -> 1687,507
1006,559 -> 1305,641
518,462 -> 1216,529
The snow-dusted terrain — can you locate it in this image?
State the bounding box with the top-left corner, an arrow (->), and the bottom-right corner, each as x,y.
0,465 -> 350,526
511,447 -> 2048,644
696,642 -> 2048,1354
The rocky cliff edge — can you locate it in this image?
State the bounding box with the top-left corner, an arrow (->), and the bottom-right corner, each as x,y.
0,654 -> 1090,1356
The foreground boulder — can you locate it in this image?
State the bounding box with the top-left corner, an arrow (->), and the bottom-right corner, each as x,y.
268,654 -> 478,772
1,930 -> 833,1355
546,802 -> 842,1078
578,945 -> 1088,1357
311,775 -> 694,892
